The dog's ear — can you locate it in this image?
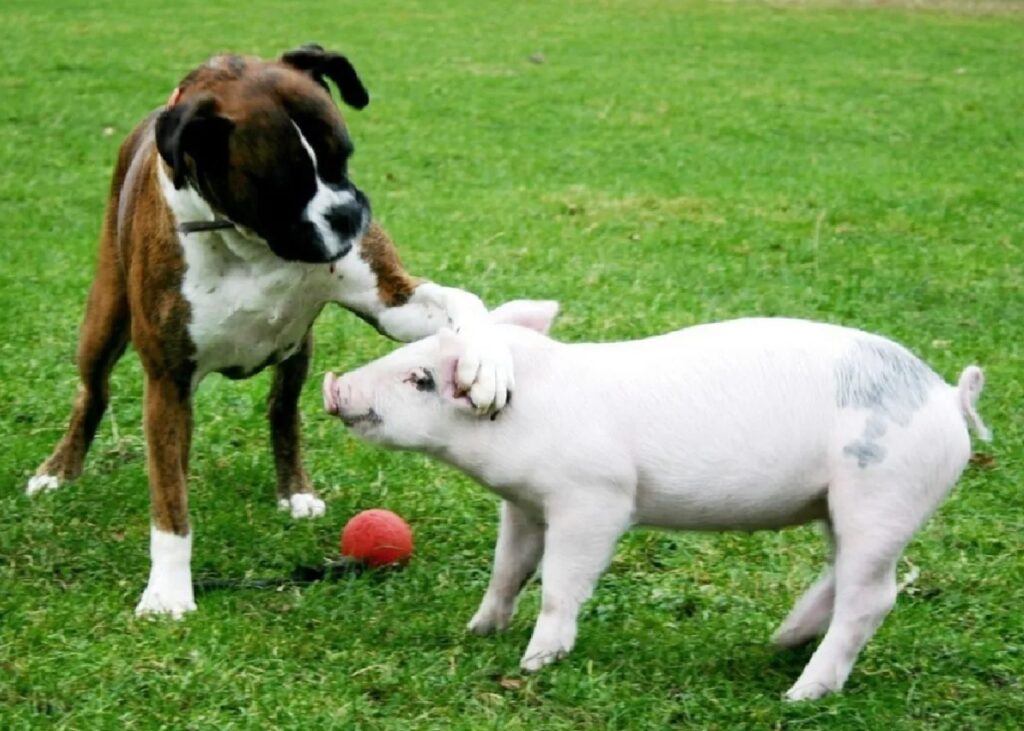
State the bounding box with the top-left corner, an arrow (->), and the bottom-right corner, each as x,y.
280,44 -> 369,110
156,94 -> 234,190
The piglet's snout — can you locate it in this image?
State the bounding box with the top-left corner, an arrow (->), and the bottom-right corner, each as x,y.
323,372 -> 375,428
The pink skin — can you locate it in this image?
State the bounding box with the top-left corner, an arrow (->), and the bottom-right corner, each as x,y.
322,350 -> 471,425
323,371 -> 340,415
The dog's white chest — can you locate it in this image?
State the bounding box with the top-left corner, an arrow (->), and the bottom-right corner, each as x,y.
180,232 -> 332,381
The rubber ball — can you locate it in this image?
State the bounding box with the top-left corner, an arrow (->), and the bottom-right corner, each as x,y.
340,509 -> 414,567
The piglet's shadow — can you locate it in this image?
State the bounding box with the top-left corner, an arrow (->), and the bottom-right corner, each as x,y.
643,640 -> 817,697
193,557 -> 401,592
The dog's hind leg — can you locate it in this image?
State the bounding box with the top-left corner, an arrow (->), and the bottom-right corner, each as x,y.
28,233 -> 129,495
269,331 -> 325,519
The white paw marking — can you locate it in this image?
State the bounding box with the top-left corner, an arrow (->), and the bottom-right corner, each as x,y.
26,474 -> 61,496
135,587 -> 197,620
135,527 -> 196,619
278,493 -> 326,519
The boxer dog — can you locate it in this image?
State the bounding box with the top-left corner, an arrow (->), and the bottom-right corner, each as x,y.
27,45 -> 513,618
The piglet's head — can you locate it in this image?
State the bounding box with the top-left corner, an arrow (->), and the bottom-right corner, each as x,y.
323,299 -> 558,452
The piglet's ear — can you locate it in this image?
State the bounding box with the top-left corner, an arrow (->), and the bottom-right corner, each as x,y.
490,300 -> 559,334
438,327 -> 462,353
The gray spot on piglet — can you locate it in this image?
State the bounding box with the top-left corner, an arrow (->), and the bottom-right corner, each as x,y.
843,439 -> 887,468
835,338 -> 939,426
836,340 -> 940,469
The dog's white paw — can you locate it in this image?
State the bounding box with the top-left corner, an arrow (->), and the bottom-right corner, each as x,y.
133,585 -> 194,614
278,493 -> 326,519
135,567 -> 196,620
136,527 -> 195,619
26,474 -> 61,496
135,592 -> 196,619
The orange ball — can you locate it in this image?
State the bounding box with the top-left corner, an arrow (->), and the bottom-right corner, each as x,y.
340,509 -> 414,567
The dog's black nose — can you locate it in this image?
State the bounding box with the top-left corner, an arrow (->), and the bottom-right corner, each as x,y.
325,201 -> 365,240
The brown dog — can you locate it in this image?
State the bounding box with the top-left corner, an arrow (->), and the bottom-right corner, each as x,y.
28,45 -> 512,617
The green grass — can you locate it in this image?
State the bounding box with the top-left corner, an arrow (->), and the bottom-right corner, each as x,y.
2,0 -> 1023,727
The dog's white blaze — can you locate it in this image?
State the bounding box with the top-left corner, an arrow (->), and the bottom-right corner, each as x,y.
135,525 -> 196,619
292,123 -> 363,259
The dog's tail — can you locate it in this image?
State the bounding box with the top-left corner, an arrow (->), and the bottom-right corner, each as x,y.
957,365 -> 992,442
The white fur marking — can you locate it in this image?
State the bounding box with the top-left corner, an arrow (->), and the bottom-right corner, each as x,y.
26,474 -> 61,496
292,123 -> 360,260
135,526 -> 196,619
158,165 -> 336,383
278,493 -> 326,519
156,140 -> 508,411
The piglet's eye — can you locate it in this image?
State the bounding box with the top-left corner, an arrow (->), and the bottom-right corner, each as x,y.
404,369 -> 436,392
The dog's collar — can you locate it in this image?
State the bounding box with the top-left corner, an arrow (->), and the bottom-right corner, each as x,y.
177,219 -> 236,235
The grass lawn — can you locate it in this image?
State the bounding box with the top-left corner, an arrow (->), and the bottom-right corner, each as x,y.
2,0 -> 1022,727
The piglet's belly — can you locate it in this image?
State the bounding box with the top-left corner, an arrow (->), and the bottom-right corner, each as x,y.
633,480 -> 830,531
629,450 -> 832,531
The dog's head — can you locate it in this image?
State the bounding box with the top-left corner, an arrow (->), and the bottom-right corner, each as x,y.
156,44 -> 372,263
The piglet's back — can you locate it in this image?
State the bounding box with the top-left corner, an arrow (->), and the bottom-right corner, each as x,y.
499,318 -> 958,529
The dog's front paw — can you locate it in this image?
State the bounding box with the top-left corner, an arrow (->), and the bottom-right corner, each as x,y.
453,327 -> 514,415
135,582 -> 196,620
26,473 -> 61,496
278,493 -> 326,519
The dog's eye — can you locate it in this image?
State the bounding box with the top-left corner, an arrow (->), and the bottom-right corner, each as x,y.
404,369 -> 435,392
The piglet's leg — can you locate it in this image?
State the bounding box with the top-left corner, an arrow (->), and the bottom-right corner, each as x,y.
468,501 -> 544,635
773,567 -> 836,649
520,499 -> 631,672
785,477 -> 920,701
773,524 -> 836,648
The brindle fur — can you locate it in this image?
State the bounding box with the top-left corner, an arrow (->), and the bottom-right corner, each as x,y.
33,49 -> 415,537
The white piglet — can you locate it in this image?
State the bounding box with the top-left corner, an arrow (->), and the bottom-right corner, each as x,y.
323,302 -> 990,701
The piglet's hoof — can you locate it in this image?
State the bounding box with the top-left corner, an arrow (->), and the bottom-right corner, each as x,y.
520,645 -> 569,673
784,680 -> 835,702
467,605 -> 512,635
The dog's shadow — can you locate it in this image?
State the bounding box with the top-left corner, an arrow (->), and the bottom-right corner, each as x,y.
193,557 -> 402,593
